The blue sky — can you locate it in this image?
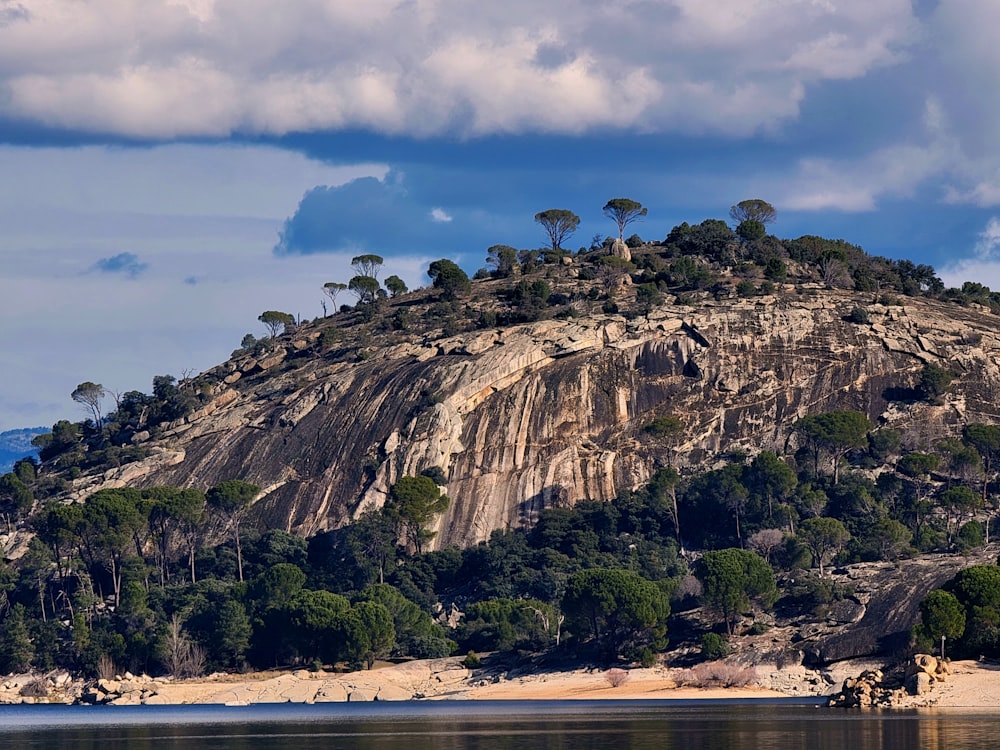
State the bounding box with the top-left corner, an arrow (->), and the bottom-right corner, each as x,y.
2,0 -> 1000,430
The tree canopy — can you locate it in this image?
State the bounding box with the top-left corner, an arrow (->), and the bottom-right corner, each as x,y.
729,199 -> 777,226
427,259 -> 471,300
258,311 -> 294,339
602,198 -> 647,241
534,209 -> 580,251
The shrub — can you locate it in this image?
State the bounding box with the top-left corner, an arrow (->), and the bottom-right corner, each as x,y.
461,651 -> 482,669
605,668 -> 630,688
846,307 -> 870,324
675,663 -> 757,688
701,632 -> 730,660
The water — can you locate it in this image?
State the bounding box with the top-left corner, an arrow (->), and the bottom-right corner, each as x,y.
0,700 -> 997,749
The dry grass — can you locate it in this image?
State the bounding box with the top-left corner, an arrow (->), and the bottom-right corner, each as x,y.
675,662 -> 758,689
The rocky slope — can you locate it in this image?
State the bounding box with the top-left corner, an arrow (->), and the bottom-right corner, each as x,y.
68,284 -> 1000,549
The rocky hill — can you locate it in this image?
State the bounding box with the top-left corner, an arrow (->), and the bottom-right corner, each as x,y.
64,267 -> 1000,550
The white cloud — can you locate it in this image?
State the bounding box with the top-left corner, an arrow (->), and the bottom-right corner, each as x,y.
0,0 -> 919,138
976,218 -> 1000,257
938,218 -> 1000,291
774,98 -> 960,212
429,208 -> 453,223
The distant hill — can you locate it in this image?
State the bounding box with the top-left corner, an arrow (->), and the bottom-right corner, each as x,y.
0,427 -> 45,473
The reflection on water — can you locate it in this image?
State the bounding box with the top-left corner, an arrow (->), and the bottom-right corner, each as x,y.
0,701 -> 998,749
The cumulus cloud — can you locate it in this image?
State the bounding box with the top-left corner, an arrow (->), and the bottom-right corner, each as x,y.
430,208 -> 452,223
775,99 -> 960,212
90,252 -> 149,278
938,217 -> 1000,291
976,218 -> 1000,257
0,0 -> 919,138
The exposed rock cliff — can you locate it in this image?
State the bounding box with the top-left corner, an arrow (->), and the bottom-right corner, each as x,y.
69,286 -> 1000,549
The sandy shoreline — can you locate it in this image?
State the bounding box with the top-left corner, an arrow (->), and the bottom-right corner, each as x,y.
18,658 -> 986,708
4,658 -> 997,707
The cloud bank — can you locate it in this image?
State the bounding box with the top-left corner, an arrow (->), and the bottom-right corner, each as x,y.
0,0 -> 917,139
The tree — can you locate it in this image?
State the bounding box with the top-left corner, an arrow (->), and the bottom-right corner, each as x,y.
562,568 -> 669,657
798,517 -> 850,576
80,488 -> 146,608
354,600 -> 395,668
793,411 -> 872,484
348,274 -> 381,305
919,363 -> 953,402
351,253 -> 384,280
697,548 -> 776,635
388,476 -> 449,554
729,199 -> 777,226
486,245 -> 518,278
258,310 -> 294,339
0,604 -> 34,673
323,282 -> 348,310
643,415 -> 684,467
602,198 -> 647,241
534,209 -> 580,251
72,381 -> 106,429
427,259 -> 471,301
963,424 -> 1000,509
745,451 -> 797,520
206,480 -> 261,582
736,219 -> 766,243
384,275 -> 408,298
919,589 -> 965,658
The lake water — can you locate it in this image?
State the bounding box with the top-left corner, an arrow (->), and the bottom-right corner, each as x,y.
1,700 -> 997,749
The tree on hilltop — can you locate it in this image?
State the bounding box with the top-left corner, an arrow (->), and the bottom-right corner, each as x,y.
351,254 -> 384,280
534,209 -> 579,252
258,311 -> 294,339
730,199 -> 777,226
603,198 -> 647,241
71,381 -> 106,429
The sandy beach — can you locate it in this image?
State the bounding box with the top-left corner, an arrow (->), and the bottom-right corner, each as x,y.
45,658 -> 992,708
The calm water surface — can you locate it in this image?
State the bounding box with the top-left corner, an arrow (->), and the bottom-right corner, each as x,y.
0,700 -> 997,749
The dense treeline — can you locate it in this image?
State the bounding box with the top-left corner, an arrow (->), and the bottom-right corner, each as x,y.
2,408 -> 999,676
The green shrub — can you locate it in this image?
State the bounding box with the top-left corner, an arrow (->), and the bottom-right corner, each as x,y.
701,632 -> 729,660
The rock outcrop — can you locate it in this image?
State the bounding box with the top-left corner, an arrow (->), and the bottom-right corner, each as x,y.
63,288 -> 1000,549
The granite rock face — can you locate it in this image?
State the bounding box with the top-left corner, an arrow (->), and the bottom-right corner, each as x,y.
68,289 -> 1000,548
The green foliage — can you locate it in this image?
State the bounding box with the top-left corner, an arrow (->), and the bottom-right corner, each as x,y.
384,275 -> 408,298
729,199 -> 777,226
388,476 -> 449,554
322,281 -> 348,309
701,632 -> 729,660
351,254 -> 384,280
918,363 -> 953,401
427,259 -> 471,301
0,604 -> 34,673
348,275 -> 381,305
562,568 -> 670,658
941,566 -> 1000,657
534,209 -> 580,251
602,198 -> 647,241
258,310 -> 294,338
487,245 -> 518,278
846,307 -> 870,324
736,220 -> 766,243
798,517 -> 850,576
696,548 -> 776,635
457,598 -> 556,653
71,381 -> 106,428
793,411 -> 872,483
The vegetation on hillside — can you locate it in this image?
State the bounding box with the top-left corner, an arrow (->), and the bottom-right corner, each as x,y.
4,198 -> 1000,677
